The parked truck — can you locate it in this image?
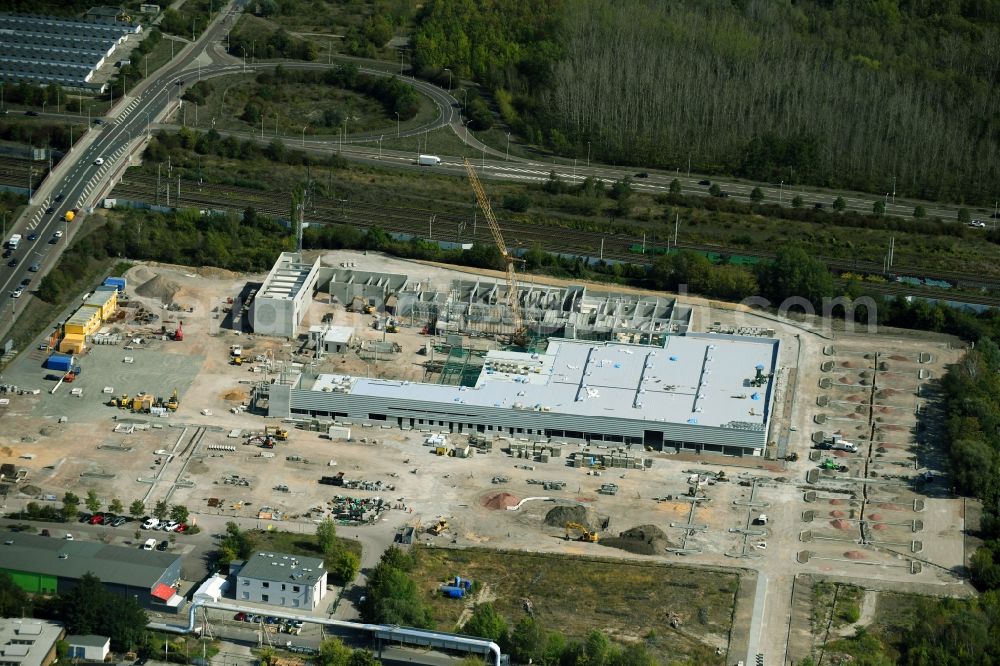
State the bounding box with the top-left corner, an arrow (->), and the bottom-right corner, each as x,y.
417,154 -> 441,166
6,234 -> 21,250
829,435 -> 858,453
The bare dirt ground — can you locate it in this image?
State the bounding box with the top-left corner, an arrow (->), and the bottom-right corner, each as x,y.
0,250 -> 977,666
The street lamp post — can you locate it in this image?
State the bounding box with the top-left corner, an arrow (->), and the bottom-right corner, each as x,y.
444,68 -> 452,92
378,135 -> 383,160
505,132 -> 510,161
779,180 -> 783,204
587,141 -> 591,166
301,125 -> 307,148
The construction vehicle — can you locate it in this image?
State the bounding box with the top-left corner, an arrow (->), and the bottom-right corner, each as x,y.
386,320 -> 399,333
166,389 -> 179,412
363,304 -> 376,315
434,446 -> 448,456
464,158 -> 528,346
231,356 -> 243,365
265,426 -> 289,441
565,522 -> 599,543
429,519 -> 449,535
130,393 -> 155,413
230,344 -> 242,357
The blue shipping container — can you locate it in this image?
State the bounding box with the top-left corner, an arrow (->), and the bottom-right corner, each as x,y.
440,586 -> 465,599
45,354 -> 72,372
104,277 -> 127,292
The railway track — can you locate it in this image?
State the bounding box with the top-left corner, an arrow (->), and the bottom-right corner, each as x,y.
0,156 -> 48,189
110,173 -> 1000,306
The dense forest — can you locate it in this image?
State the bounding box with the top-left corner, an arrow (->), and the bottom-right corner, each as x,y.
412,0 -> 1000,205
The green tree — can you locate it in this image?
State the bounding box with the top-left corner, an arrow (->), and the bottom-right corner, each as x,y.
169,505 -> 190,523
85,490 -> 101,514
957,207 -> 972,224
873,200 -> 885,216
708,183 -> 722,197
583,630 -> 612,666
59,574 -> 147,651
832,196 -> 846,212
318,637 -> 352,666
791,194 -> 804,208
749,186 -> 764,202
331,550 -> 360,584
0,573 -> 30,617
347,650 -> 380,666
129,500 -> 145,519
913,205 -> 927,218
509,616 -> 545,663
669,178 -> 681,194
153,500 -> 169,520
62,492 -> 80,522
757,245 -> 835,309
316,517 -> 338,557
463,603 -> 509,646
258,647 -> 277,666
109,498 -> 124,515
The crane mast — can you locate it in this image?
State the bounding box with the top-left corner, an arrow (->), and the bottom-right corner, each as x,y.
463,158 -> 527,344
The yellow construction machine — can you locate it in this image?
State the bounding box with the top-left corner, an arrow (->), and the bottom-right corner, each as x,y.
429,519 -> 449,535
565,522 -> 599,543
265,426 -> 289,441
166,389 -> 179,412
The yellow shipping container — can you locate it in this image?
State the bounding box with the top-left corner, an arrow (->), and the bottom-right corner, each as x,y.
64,305 -> 102,337
83,286 -> 118,320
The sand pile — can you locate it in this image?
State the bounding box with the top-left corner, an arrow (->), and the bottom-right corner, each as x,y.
872,523 -> 888,531
601,524 -> 676,555
879,503 -> 903,511
544,504 -> 595,528
136,274 -> 181,302
198,266 -> 241,279
844,550 -> 866,559
483,492 -> 519,510
222,389 -> 249,402
132,266 -> 156,283
831,519 -> 851,530
830,499 -> 846,505
830,510 -> 846,518
868,513 -> 883,521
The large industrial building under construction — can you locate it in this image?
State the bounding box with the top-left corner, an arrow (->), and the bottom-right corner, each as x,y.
251,253 -> 780,455
259,333 -> 779,456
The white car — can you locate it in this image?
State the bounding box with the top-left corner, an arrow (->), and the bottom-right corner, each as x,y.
142,517 -> 159,530
64,533 -> 73,540
161,520 -> 178,531
53,230 -> 63,239
93,157 -> 104,166
11,288 -> 22,298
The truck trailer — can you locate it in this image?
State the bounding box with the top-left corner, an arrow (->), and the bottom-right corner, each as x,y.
417,154 -> 441,166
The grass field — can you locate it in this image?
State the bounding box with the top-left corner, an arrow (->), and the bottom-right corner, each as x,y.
816,590 -> 927,664
249,528 -> 362,566
408,547 -> 737,665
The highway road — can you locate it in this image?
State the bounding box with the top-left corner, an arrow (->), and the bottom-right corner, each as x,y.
0,0 -> 246,342
3,0 -> 997,344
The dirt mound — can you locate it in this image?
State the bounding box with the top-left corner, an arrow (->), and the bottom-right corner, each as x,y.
867,513 -> 883,521
197,266 -> 241,279
844,550 -> 867,559
829,499 -> 846,505
222,389 -> 249,402
0,446 -> 11,457
601,524 -> 676,555
872,523 -> 888,530
830,510 -> 846,518
544,504 -> 594,528
483,493 -> 519,510
889,355 -> 910,362
136,274 -> 181,302
131,266 -> 156,283
831,519 -> 852,529
879,503 -> 903,511
19,484 -> 40,497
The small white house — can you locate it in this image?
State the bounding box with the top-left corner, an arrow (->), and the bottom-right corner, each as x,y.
235,552 -> 327,610
66,635 -> 110,662
192,574 -> 229,603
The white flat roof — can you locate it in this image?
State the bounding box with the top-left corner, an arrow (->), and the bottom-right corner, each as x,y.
309,334 -> 778,429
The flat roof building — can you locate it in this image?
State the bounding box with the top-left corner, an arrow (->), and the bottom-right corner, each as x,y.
0,619 -> 63,666
0,533 -> 182,610
250,252 -> 321,338
261,333 -> 779,455
235,552 -> 327,610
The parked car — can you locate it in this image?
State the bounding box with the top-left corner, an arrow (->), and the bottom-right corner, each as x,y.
90,514 -> 105,525
7,258 -> 18,267
53,230 -> 63,238
234,612 -> 247,622
27,232 -> 37,241
45,207 -> 54,214
64,533 -> 73,540
155,540 -> 169,551
21,277 -> 31,287
141,517 -> 159,530
161,520 -> 178,532
78,513 -> 92,523
40,529 -> 50,537
28,262 -> 40,272
111,516 -> 127,527
10,288 -> 22,298
173,523 -> 187,533
264,616 -> 278,625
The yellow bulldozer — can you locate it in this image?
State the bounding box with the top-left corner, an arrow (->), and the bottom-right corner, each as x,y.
429,519 -> 449,535
565,522 -> 599,543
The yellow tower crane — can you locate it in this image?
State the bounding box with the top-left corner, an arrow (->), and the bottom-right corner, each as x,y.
463,158 -> 528,346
